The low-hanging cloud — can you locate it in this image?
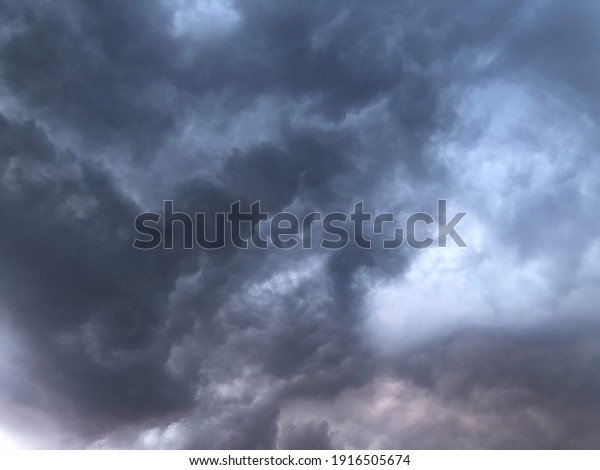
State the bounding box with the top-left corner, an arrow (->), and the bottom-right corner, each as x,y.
0,0 -> 598,449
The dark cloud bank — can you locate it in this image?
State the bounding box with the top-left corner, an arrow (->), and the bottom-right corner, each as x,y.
0,0 -> 599,449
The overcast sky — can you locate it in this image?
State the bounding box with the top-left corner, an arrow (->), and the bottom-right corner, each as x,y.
0,0 -> 599,449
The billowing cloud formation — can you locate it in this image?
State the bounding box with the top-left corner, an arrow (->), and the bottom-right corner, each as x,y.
0,0 -> 599,449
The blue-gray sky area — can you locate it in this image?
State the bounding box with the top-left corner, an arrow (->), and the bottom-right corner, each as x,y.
0,0 -> 599,449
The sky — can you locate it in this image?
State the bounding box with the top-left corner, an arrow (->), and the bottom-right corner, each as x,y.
0,0 -> 599,449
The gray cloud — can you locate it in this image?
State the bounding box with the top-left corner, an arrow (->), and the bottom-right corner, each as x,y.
0,0 -> 598,450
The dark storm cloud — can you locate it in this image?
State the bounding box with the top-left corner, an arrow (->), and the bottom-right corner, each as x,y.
0,0 -> 598,450
0,0 -> 499,153
0,113 -> 197,440
0,0 -> 180,154
381,321 -> 600,449
277,421 -> 334,450
1,0 -> 405,153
